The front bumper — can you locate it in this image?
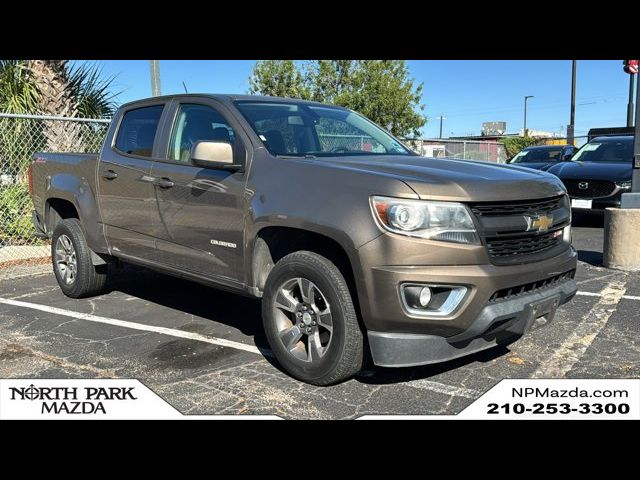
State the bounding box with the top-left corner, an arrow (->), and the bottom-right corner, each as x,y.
355,232 -> 577,337
368,277 -> 576,367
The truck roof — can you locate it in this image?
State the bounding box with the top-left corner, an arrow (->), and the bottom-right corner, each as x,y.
524,144 -> 569,150
119,93 -> 347,110
590,135 -> 634,142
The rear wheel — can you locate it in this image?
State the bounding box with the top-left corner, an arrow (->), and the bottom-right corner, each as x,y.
262,251 -> 363,385
51,218 -> 108,298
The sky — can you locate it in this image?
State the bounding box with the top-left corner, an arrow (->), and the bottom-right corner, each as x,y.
90,60 -> 635,140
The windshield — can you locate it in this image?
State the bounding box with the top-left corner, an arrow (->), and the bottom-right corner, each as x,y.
571,139 -> 633,163
510,147 -> 563,163
234,101 -> 412,157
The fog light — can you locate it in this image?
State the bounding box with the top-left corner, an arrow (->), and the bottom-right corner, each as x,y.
400,283 -> 468,317
418,287 -> 432,307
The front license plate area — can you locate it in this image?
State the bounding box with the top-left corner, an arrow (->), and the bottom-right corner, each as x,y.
571,199 -> 593,209
524,296 -> 561,332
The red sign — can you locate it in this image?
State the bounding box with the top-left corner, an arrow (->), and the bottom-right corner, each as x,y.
624,60 -> 639,74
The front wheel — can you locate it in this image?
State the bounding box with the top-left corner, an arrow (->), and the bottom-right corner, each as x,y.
262,251 -> 364,385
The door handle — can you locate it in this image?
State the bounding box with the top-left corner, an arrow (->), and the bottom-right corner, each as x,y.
154,177 -> 174,189
102,169 -> 118,180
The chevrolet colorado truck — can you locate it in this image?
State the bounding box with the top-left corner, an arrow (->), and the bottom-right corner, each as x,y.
30,94 -> 578,385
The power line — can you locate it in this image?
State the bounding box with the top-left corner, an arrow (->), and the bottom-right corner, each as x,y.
436,93 -> 628,118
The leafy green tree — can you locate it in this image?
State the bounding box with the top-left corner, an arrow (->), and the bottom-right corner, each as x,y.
248,60 -> 311,100
500,136 -> 541,159
248,60 -> 426,138
0,61 -> 40,114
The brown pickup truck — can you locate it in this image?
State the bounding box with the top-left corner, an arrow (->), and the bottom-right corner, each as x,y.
29,94 -> 577,385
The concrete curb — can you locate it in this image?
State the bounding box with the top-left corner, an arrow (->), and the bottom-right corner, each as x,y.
0,245 -> 50,264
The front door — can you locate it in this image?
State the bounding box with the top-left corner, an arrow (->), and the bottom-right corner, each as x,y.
97,103 -> 166,261
150,101 -> 247,283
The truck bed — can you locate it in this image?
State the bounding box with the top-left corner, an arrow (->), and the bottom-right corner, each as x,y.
30,151 -> 99,226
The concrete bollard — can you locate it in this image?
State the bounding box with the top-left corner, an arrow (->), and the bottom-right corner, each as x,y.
603,208 -> 640,271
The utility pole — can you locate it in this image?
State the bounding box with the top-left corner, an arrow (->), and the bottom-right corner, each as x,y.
627,72 -> 636,127
438,115 -> 445,139
149,60 -> 161,97
523,95 -> 534,137
568,60 -> 577,145
632,72 -> 640,194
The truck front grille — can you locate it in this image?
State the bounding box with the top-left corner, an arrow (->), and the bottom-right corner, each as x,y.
469,195 -> 565,217
563,179 -> 616,198
486,229 -> 563,258
468,195 -> 570,265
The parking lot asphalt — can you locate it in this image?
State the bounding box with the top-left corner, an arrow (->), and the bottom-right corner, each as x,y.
1,210 -> 638,419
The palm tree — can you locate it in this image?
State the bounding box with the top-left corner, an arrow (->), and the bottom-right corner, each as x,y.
25,60 -> 84,151
0,60 -> 118,151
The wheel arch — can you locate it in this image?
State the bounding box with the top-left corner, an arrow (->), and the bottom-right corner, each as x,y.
250,226 -> 362,310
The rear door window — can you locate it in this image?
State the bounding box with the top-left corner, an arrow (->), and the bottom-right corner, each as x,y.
114,105 -> 164,157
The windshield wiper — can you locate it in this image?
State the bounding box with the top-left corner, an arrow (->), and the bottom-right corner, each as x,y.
276,154 -> 316,159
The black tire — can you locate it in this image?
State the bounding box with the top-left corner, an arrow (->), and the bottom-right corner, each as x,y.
51,218 -> 108,298
262,251 -> 363,385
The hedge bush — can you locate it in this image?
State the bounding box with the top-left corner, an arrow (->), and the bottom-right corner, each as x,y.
0,183 -> 37,246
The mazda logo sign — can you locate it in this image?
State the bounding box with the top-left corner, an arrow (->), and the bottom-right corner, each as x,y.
578,182 -> 589,190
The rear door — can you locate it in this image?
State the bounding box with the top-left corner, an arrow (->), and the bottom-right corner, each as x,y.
149,98 -> 249,283
97,102 -> 167,260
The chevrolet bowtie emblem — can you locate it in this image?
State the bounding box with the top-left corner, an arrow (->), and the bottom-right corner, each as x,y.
526,213 -> 553,232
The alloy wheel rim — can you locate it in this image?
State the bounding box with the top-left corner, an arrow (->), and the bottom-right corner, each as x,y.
55,234 -> 77,285
273,277 -> 333,363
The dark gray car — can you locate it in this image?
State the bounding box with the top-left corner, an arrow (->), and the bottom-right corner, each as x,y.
508,144 -> 576,171
29,94 -> 578,385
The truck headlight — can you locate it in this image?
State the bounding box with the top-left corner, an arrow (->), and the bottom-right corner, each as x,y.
371,196 -> 480,245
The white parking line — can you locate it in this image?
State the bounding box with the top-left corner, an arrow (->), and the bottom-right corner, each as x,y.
533,280 -> 626,378
0,297 -> 269,357
401,378 -> 481,399
576,291 -> 640,301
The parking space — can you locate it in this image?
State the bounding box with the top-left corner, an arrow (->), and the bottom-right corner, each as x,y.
1,221 -> 638,419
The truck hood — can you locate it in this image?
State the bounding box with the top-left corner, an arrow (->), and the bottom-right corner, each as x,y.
314,155 -> 566,202
546,161 -> 632,182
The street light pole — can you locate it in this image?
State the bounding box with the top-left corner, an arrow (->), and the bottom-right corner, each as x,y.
627,72 -> 636,128
149,60 -> 161,97
524,95 -> 534,137
568,60 -> 577,145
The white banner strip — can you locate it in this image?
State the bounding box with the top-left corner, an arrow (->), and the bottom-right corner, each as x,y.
360,379 -> 640,420
0,379 -> 281,420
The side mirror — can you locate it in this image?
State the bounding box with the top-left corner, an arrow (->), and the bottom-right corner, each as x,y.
190,141 -> 242,171
561,152 -> 573,162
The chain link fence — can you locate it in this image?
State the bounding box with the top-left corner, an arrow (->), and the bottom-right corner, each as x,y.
318,133 -> 388,153
405,139 -> 508,163
0,113 -> 110,264
318,134 -> 509,162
